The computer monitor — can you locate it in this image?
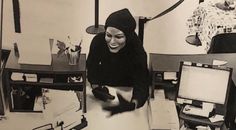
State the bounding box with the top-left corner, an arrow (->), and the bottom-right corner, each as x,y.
177,62 -> 232,105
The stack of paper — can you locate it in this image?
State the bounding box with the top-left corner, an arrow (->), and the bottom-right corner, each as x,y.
39,78 -> 54,83
11,72 -> 24,81
209,115 -> 224,123
25,74 -> 37,82
148,98 -> 179,130
164,72 -> 177,80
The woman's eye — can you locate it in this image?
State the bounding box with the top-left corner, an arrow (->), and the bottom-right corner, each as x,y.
106,33 -> 112,38
115,36 -> 124,39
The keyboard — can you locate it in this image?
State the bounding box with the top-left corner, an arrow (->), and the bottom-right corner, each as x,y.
183,105 -> 209,118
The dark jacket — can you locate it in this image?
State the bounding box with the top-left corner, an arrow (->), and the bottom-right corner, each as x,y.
87,32 -> 149,108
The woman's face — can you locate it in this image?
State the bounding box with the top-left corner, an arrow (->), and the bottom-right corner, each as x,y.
105,27 -> 126,53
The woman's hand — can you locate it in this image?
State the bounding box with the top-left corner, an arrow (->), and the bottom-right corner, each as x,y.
92,85 -> 115,101
102,93 -> 136,116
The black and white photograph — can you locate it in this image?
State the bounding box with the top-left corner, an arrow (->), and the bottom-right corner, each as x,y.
0,0 -> 236,130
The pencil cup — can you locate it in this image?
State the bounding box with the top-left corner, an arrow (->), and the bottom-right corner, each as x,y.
67,49 -> 81,65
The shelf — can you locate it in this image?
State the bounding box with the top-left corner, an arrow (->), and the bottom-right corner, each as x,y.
10,80 -> 84,85
10,109 -> 42,113
10,81 -> 84,91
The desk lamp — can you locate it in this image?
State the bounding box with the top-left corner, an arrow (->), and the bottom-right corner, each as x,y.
185,0 -> 204,47
86,0 -> 105,34
185,33 -> 202,46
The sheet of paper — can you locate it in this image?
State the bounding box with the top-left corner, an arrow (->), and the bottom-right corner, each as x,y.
17,36 -> 52,65
177,98 -> 192,104
43,89 -> 81,117
209,115 -> 224,123
43,89 -> 82,128
164,72 -> 177,80
196,126 -> 211,130
177,98 -> 184,104
25,74 -> 37,82
149,100 -> 171,130
213,59 -> 228,66
148,99 -> 179,130
11,72 -> 24,81
39,78 -> 54,83
183,61 -> 192,65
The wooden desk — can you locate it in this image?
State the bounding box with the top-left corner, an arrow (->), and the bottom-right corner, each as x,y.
149,53 -> 236,98
0,90 -> 85,130
149,53 -> 236,129
0,87 -> 151,130
3,51 -> 87,113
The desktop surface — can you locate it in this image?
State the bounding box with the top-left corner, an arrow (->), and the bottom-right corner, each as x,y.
5,51 -> 86,73
0,87 -> 152,130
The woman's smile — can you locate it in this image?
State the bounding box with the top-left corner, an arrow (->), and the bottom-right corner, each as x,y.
105,27 -> 126,53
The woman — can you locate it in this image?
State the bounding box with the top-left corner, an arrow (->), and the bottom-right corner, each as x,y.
87,8 -> 149,116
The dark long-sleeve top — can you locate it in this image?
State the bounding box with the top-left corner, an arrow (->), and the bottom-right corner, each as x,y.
87,32 -> 149,108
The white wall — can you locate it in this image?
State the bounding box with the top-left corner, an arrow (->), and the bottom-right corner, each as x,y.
2,0 -> 206,56
143,0 -> 206,54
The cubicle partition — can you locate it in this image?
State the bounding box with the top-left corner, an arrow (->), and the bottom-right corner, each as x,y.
149,53 -> 236,85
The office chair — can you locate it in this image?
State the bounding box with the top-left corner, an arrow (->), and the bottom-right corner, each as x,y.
207,33 -> 236,54
207,33 -> 236,129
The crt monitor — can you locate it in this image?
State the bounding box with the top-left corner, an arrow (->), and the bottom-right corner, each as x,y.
177,62 -> 232,105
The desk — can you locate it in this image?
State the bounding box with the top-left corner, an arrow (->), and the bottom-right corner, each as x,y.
186,0 -> 236,51
149,53 -> 236,129
0,86 -> 180,130
149,53 -> 236,98
3,51 -> 87,113
0,89 -> 85,130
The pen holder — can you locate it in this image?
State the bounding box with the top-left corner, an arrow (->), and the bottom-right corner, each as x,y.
67,49 -> 81,65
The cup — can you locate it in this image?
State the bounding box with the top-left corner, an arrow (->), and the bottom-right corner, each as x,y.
67,49 -> 81,65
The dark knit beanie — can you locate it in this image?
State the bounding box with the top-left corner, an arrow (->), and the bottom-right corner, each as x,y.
105,8 -> 136,35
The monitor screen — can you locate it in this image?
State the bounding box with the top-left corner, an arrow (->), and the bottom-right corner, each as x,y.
178,64 -> 231,105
